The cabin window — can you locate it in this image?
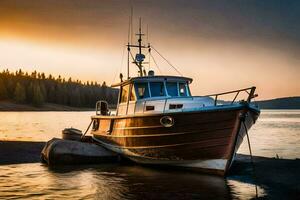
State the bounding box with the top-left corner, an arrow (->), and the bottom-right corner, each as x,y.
129,84 -> 136,101
179,82 -> 188,96
166,82 -> 178,96
120,84 -> 130,103
135,82 -> 150,99
150,82 -> 165,97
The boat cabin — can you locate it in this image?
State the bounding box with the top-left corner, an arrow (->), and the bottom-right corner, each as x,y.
112,75 -> 214,116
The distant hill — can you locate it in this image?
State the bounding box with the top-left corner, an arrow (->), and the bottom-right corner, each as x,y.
256,97 -> 300,109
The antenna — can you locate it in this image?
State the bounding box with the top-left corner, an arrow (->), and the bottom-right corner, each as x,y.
127,15 -> 131,79
147,24 -> 150,71
138,18 -> 142,55
147,24 -> 149,43
135,17 -> 144,76
127,6 -> 134,79
130,6 -> 133,44
126,17 -> 149,77
127,15 -> 130,43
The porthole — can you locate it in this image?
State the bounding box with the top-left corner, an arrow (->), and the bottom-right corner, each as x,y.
160,116 -> 174,127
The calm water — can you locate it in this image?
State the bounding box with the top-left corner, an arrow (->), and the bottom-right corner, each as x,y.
0,110 -> 299,199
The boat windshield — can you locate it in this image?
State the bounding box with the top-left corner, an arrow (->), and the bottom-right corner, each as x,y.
134,81 -> 190,99
135,82 -> 150,99
150,82 -> 165,97
179,82 -> 188,96
166,82 -> 189,97
166,82 -> 178,96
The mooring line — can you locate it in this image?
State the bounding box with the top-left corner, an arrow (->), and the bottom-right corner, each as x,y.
242,120 -> 258,198
81,119 -> 94,140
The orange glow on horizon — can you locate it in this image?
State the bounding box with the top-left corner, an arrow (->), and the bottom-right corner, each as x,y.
0,1 -> 299,100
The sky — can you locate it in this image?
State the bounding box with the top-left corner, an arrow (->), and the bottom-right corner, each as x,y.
0,0 -> 299,100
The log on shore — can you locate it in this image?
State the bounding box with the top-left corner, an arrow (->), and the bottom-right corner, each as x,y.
41,138 -> 119,165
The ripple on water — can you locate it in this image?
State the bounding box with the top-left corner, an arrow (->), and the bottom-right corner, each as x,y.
0,163 -> 264,199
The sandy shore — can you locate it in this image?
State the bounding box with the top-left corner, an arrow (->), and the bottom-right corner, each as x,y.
0,141 -> 45,164
229,154 -> 300,199
0,140 -> 299,199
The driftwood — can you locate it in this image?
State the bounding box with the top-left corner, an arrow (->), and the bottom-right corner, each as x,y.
41,138 -> 118,165
62,128 -> 82,141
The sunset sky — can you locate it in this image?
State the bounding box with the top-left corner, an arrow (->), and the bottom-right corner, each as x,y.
0,0 -> 299,100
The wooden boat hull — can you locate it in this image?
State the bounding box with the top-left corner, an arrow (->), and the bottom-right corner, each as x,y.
92,104 -> 260,176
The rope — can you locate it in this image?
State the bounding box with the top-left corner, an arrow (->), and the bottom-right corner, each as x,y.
81,119 -> 94,141
242,120 -> 258,198
129,50 -> 137,65
143,51 -> 150,60
112,44 -> 126,84
151,45 -> 183,76
150,53 -> 162,74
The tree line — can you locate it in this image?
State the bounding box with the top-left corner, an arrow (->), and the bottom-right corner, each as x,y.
0,69 -> 118,107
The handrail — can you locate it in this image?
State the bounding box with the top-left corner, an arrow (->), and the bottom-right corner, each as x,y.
231,91 -> 240,104
203,87 -> 255,98
247,87 -> 257,103
129,86 -> 257,115
202,86 -> 257,106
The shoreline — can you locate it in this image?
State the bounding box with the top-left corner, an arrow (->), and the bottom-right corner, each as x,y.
0,140 -> 45,165
0,101 -> 116,111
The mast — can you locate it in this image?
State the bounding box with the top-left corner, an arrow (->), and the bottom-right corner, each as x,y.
126,17 -> 149,77
138,18 -> 143,76
135,17 -> 144,76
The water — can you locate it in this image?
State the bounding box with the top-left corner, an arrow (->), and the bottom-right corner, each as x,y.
0,163 -> 267,200
0,110 -> 299,199
0,111 -> 94,142
239,110 -> 300,159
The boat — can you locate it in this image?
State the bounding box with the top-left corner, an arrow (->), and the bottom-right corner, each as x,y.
90,19 -> 260,176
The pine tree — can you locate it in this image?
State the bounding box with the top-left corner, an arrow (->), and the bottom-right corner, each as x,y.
14,82 -> 26,103
101,81 -> 108,101
70,88 -> 81,107
39,81 -> 47,100
0,78 -> 8,100
0,69 -> 118,108
48,85 -> 56,103
32,82 -> 44,106
26,81 -> 34,103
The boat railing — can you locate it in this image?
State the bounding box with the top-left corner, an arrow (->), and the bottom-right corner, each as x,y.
201,86 -> 257,106
126,87 -> 257,115
141,87 -> 257,113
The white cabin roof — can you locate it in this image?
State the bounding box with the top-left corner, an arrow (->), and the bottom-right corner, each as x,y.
111,75 -> 193,87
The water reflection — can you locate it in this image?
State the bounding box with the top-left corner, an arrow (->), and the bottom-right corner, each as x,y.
0,111 -> 94,142
227,179 -> 266,199
0,163 -> 256,199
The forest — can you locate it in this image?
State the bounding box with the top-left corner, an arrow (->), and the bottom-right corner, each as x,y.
0,69 -> 118,107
